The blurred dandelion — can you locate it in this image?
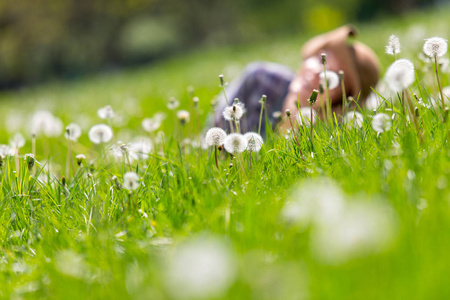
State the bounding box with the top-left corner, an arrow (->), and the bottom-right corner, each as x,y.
423,37 -> 448,58
384,59 -> 415,93
128,137 -> 153,160
98,105 -> 115,119
55,250 -> 86,279
177,110 -> 190,125
123,172 -> 140,191
296,107 -> 317,127
319,70 -> 339,90
281,179 -> 345,227
88,124 -> 113,144
372,113 -> 392,133
385,35 -> 401,58
167,97 -> 180,110
30,110 -> 63,137
424,37 -> 448,112
165,236 -> 236,299
65,123 -> 82,141
343,111 -> 364,128
224,133 -> 247,154
311,201 -> 397,265
10,133 -> 25,149
244,132 -> 264,152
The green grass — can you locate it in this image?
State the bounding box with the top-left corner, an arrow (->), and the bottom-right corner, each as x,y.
2,5 -> 450,300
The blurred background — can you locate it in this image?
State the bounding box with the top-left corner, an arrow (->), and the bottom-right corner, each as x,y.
0,0 -> 442,90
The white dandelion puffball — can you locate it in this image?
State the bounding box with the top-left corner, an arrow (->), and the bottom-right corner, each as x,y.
65,123 -> 82,141
423,37 -> 448,58
98,105 -> 114,119
244,132 -> 264,152
222,104 -> 244,121
344,111 -> 364,128
311,201 -> 397,265
10,133 -> 26,149
30,110 -> 64,137
281,179 -> 345,227
365,92 -> 383,111
128,137 -> 153,160
224,133 -> 247,154
123,172 -> 140,190
0,144 -> 14,156
296,107 -> 317,127
177,110 -> 190,124
167,97 -> 180,110
319,70 -> 340,90
372,113 -> 392,133
205,127 -> 227,147
384,59 -> 415,93
142,118 -> 161,133
88,124 -> 113,144
165,236 -> 236,299
385,35 -> 401,56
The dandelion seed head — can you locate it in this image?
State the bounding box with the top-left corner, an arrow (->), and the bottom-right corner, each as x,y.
65,123 -> 82,141
55,250 -> 86,279
142,118 -> 161,133
129,137 -> 153,160
224,133 -> 247,154
319,70 -> 340,90
177,110 -> 190,125
311,201 -> 397,265
123,172 -> 140,191
423,37 -> 448,58
296,107 -> 317,127
88,124 -> 113,144
385,35 -> 401,55
167,97 -> 180,110
0,144 -> 14,156
343,111 -> 364,128
142,113 -> 166,133
30,110 -> 63,137
205,127 -> 227,147
281,179 -> 345,227
272,111 -> 282,120
243,132 -> 264,152
10,133 -> 25,149
371,113 -> 392,133
222,104 -> 244,121
384,59 -> 415,92
97,105 -> 114,119
165,236 -> 236,299
365,92 -> 383,111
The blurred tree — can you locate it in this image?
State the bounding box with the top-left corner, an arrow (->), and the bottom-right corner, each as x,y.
0,0 -> 439,89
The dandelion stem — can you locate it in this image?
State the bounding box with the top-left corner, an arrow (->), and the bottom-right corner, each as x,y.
310,103 -> 314,143
287,115 -> 304,160
229,120 -> 234,133
339,71 -> 346,120
434,56 -> 446,119
32,134 -> 36,156
258,97 -> 265,135
214,146 -> 219,170
322,54 -> 331,124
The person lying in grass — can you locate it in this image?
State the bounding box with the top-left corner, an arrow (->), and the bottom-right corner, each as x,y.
213,25 -> 380,135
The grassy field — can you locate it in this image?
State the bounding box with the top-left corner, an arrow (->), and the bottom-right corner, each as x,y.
2,5 -> 450,300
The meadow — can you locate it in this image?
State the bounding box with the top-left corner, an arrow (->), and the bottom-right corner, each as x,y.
2,6 -> 450,300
